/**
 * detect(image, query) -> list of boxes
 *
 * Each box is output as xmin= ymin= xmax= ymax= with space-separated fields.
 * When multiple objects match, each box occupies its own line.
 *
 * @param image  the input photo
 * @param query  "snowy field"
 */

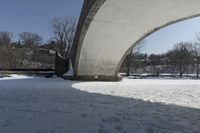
xmin=0 ymin=75 xmax=200 ymax=133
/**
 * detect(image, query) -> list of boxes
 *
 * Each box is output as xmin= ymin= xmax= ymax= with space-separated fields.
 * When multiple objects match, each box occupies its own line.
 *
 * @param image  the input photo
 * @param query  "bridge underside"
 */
xmin=72 ymin=0 xmax=200 ymax=81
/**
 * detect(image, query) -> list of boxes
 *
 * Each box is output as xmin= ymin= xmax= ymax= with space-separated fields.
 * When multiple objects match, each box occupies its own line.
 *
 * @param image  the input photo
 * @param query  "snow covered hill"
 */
xmin=0 ymin=75 xmax=200 ymax=133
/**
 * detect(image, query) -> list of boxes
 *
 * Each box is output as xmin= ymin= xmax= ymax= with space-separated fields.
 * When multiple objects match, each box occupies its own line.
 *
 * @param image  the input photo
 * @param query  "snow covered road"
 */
xmin=0 ymin=75 xmax=200 ymax=133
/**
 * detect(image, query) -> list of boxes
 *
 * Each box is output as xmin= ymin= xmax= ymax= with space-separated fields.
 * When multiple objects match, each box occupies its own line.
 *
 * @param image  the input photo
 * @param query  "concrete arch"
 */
xmin=72 ymin=0 xmax=200 ymax=81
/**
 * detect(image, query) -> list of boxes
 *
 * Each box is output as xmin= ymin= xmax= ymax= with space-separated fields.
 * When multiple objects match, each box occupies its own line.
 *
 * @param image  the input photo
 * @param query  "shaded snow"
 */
xmin=0 ymin=75 xmax=200 ymax=133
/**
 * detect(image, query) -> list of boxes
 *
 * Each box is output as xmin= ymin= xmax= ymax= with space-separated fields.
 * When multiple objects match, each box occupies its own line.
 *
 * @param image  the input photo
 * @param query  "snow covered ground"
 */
xmin=0 ymin=75 xmax=200 ymax=133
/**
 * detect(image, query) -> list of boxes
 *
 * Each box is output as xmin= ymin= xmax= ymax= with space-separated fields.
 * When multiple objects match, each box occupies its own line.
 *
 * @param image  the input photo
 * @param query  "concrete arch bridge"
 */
xmin=70 ymin=0 xmax=200 ymax=81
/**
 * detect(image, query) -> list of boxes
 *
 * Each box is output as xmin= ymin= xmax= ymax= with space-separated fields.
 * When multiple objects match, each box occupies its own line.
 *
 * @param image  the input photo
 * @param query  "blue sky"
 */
xmin=0 ymin=0 xmax=200 ymax=54
xmin=0 ymin=0 xmax=83 ymax=42
xmin=143 ymin=17 xmax=200 ymax=54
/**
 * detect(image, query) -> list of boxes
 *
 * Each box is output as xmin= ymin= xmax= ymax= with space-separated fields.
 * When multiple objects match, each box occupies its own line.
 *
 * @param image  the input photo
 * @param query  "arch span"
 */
xmin=72 ymin=0 xmax=200 ymax=81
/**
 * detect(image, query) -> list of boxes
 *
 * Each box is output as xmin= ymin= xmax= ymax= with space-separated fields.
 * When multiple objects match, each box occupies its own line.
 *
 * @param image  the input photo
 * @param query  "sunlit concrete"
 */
xmin=73 ymin=0 xmax=200 ymax=80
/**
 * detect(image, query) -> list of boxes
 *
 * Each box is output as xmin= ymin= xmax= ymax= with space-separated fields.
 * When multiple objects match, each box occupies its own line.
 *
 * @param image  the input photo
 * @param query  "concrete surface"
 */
xmin=73 ymin=0 xmax=200 ymax=80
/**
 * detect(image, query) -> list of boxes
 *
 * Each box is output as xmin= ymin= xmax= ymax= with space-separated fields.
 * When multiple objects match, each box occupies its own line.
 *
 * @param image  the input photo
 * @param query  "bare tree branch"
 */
xmin=50 ymin=17 xmax=77 ymax=57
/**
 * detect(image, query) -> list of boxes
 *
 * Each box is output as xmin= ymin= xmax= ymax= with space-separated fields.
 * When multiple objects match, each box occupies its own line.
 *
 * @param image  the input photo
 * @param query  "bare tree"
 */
xmin=50 ymin=17 xmax=76 ymax=57
xmin=19 ymin=32 xmax=42 ymax=67
xmin=167 ymin=42 xmax=192 ymax=78
xmin=0 ymin=31 xmax=13 ymax=48
xmin=149 ymin=54 xmax=163 ymax=76
xmin=19 ymin=32 xmax=42 ymax=48
xmin=192 ymin=42 xmax=200 ymax=78
xmin=192 ymin=33 xmax=200 ymax=78
xmin=0 ymin=31 xmax=15 ymax=68
xmin=126 ymin=40 xmax=145 ymax=76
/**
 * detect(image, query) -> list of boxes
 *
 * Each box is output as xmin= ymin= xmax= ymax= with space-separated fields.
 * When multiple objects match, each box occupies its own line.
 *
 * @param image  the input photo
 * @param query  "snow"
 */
xmin=73 ymin=78 xmax=200 ymax=109
xmin=0 ymin=75 xmax=200 ymax=133
xmin=0 ymin=74 xmax=33 ymax=80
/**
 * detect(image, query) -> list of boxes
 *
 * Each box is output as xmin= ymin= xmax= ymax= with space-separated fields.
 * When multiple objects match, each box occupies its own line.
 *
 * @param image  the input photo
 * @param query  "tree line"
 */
xmin=0 ymin=17 xmax=76 ymax=69
xmin=122 ymin=40 xmax=200 ymax=78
